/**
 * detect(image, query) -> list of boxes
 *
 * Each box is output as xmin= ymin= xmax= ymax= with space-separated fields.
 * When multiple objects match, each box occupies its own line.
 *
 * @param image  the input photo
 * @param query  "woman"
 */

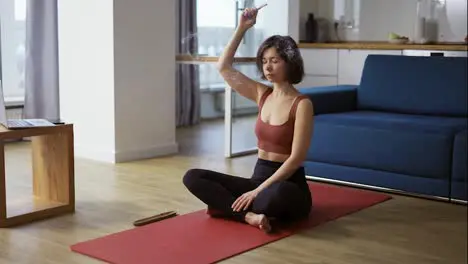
xmin=183 ymin=7 xmax=314 ymax=233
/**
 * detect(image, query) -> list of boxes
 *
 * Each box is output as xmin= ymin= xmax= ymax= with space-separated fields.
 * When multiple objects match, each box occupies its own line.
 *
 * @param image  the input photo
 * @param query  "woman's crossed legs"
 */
xmin=182 ymin=168 xmax=311 ymax=232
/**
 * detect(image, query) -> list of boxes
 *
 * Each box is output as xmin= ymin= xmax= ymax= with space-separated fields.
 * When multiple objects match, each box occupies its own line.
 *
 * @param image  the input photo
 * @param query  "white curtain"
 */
xmin=23 ymin=0 xmax=59 ymax=120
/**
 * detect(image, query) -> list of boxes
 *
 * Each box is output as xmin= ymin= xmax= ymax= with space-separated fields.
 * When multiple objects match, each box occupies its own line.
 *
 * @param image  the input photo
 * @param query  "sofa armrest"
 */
xmin=299 ymin=85 xmax=358 ymax=115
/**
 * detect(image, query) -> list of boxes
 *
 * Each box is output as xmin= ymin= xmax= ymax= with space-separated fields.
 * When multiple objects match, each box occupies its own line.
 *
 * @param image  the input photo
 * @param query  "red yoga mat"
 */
xmin=71 ymin=182 xmax=391 ymax=264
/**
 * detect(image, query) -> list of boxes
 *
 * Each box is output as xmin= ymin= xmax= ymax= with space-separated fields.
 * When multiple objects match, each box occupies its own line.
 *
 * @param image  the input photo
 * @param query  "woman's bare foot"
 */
xmin=245 ymin=212 xmax=271 ymax=233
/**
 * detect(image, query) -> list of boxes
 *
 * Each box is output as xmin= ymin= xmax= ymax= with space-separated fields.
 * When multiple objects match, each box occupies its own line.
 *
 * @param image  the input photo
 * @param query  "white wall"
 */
xmin=261 ymin=0 xmax=292 ymax=38
xmin=113 ymin=0 xmax=177 ymax=162
xmin=442 ymin=0 xmax=468 ymax=42
xmin=58 ymin=0 xmax=116 ymax=162
xmin=288 ymin=0 xmax=300 ymax=42
xmin=359 ymin=0 xmax=418 ymax=41
xmin=362 ymin=0 xmax=467 ymax=42
xmin=58 ymin=0 xmax=177 ymax=163
xmin=298 ymin=0 xmax=468 ymax=42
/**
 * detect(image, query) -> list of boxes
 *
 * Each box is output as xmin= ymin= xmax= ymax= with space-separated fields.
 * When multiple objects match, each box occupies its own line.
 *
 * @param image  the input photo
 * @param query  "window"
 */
xmin=196 ymin=0 xmax=265 ymax=57
xmin=0 ymin=0 xmax=26 ymax=101
xmin=197 ymin=0 xmax=236 ymax=29
xmin=195 ymin=0 xmax=266 ymax=89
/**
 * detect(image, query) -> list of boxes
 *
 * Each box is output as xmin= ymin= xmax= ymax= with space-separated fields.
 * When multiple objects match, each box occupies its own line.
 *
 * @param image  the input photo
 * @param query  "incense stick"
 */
xmin=256 ymin=3 xmax=268 ymax=10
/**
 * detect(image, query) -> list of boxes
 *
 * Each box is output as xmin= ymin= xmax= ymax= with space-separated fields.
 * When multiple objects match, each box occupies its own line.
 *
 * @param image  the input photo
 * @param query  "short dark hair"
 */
xmin=256 ymin=35 xmax=305 ymax=84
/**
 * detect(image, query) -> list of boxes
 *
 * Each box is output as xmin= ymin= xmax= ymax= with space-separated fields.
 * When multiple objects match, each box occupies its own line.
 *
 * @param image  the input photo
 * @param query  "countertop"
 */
xmin=175 ymin=41 xmax=467 ymax=62
xmin=298 ymin=41 xmax=468 ymax=51
xmin=175 ymin=54 xmax=256 ymax=62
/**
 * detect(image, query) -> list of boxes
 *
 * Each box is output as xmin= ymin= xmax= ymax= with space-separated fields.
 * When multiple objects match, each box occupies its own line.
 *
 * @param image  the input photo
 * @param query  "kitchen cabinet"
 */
xmin=296 ymin=75 xmax=337 ymax=89
xmin=402 ymin=50 xmax=468 ymax=57
xmin=300 ymin=48 xmax=338 ymax=75
xmin=337 ymin=49 xmax=402 ymax=85
xmin=297 ymin=46 xmax=465 ymax=89
xmin=298 ymin=48 xmax=338 ymax=88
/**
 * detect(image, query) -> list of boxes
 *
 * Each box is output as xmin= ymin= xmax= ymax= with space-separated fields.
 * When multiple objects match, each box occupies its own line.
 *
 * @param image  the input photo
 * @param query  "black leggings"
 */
xmin=182 ymin=158 xmax=312 ymax=223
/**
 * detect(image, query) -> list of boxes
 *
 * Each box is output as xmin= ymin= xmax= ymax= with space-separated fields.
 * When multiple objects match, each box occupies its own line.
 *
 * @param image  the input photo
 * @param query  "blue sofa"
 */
xmin=299 ymin=54 xmax=467 ymax=202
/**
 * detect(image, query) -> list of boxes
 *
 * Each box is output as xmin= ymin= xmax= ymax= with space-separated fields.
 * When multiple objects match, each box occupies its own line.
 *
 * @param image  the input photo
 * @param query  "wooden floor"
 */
xmin=0 ymin=119 xmax=466 ymax=264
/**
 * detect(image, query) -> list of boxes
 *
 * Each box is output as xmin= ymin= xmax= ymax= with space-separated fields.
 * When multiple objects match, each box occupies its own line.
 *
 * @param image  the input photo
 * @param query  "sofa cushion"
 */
xmin=307 ymin=111 xmax=467 ymax=180
xmin=299 ymin=85 xmax=357 ymax=115
xmin=358 ymin=55 xmax=468 ymax=117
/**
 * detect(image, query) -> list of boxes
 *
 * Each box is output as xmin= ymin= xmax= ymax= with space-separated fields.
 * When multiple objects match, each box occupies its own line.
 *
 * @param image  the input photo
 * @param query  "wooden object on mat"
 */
xmin=0 ymin=124 xmax=75 ymax=227
xmin=133 ymin=211 xmax=178 ymax=226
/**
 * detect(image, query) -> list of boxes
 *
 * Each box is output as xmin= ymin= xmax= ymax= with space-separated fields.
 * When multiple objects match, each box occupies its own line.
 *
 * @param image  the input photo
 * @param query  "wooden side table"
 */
xmin=0 ymin=124 xmax=74 ymax=227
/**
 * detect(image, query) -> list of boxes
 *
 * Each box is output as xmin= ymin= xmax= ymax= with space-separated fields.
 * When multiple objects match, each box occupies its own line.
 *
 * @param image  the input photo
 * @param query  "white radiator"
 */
xmin=200 ymin=89 xmax=258 ymax=119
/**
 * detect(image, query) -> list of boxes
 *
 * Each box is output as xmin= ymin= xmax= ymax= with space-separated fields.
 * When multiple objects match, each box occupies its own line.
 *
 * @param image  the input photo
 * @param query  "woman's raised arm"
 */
xmin=216 ymin=8 xmax=268 ymax=103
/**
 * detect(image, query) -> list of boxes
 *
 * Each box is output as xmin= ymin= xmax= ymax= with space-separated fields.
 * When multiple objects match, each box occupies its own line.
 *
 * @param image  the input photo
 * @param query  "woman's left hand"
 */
xmin=232 ymin=189 xmax=260 ymax=212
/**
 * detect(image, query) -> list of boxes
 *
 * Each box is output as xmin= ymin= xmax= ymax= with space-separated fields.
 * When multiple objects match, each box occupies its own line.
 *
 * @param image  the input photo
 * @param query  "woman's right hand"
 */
xmin=238 ymin=7 xmax=258 ymax=31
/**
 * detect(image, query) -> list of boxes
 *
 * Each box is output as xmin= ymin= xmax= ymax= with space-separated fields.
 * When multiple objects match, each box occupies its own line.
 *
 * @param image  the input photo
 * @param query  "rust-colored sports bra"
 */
xmin=255 ymin=89 xmax=308 ymax=155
